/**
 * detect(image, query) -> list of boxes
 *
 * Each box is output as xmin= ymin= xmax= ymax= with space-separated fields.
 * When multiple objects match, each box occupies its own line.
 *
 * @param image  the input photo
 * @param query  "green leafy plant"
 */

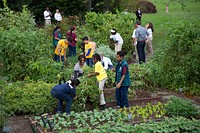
xmin=165 ymin=96 xmax=200 ymax=119
xmin=4 ymin=81 xmax=56 ymax=115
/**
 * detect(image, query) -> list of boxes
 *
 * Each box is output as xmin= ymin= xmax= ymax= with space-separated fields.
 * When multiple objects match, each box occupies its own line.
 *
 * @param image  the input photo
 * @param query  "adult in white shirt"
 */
xmin=110 ymin=29 xmax=123 ymax=54
xmin=145 ymin=22 xmax=154 ymax=56
xmin=43 ymin=7 xmax=52 ymax=27
xmin=54 ymin=9 xmax=62 ymax=23
xmin=99 ymin=53 xmax=113 ymax=70
xmin=132 ymin=23 xmax=139 ymax=62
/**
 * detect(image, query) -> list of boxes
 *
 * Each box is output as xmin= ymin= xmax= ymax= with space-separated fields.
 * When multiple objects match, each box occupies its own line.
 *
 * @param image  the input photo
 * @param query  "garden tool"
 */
xmin=41 ymin=113 xmax=48 ymax=133
xmin=31 ymin=120 xmax=38 ymax=133
xmin=47 ymin=117 xmax=54 ymax=133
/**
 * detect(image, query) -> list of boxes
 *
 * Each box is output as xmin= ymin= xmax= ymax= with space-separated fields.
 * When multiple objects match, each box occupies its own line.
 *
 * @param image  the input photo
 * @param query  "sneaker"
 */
xmin=117 ymin=106 xmax=120 ymax=108
xmin=99 ymin=104 xmax=106 ymax=110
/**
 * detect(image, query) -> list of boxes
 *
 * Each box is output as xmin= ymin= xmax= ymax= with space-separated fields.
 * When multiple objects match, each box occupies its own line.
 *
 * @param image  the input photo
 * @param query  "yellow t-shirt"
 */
xmin=95 ymin=61 xmax=107 ymax=82
xmin=54 ymin=39 xmax=68 ymax=56
xmin=85 ymin=42 xmax=93 ymax=58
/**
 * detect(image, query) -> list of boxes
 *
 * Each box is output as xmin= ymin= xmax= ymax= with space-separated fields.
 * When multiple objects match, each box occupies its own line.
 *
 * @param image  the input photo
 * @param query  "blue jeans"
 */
xmin=68 ymin=45 xmax=76 ymax=57
xmin=115 ymin=86 xmax=129 ymax=108
xmin=51 ymin=90 xmax=73 ymax=114
xmin=54 ymin=54 xmax=64 ymax=62
xmin=137 ymin=41 xmax=146 ymax=64
xmin=86 ymin=58 xmax=93 ymax=67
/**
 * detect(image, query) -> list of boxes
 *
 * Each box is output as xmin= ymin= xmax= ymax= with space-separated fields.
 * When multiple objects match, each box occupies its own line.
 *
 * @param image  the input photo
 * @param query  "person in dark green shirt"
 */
xmin=114 ymin=51 xmax=130 ymax=108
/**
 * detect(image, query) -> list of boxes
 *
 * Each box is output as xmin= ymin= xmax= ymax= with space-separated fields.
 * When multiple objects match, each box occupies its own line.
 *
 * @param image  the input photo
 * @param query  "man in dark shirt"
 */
xmin=51 ymin=78 xmax=80 ymax=114
xmin=136 ymin=8 xmax=142 ymax=21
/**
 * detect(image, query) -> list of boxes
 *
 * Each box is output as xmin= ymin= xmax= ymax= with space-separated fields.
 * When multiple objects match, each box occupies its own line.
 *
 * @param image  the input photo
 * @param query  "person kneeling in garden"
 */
xmin=51 ymin=78 xmax=80 ymax=114
xmin=113 ymin=51 xmax=130 ymax=108
xmin=88 ymin=53 xmax=108 ymax=110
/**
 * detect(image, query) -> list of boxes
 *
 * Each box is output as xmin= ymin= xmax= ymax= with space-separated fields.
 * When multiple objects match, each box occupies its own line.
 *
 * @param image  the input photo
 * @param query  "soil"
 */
xmin=3 ymin=88 xmax=200 ymax=133
xmin=1 ymin=116 xmax=32 ymax=133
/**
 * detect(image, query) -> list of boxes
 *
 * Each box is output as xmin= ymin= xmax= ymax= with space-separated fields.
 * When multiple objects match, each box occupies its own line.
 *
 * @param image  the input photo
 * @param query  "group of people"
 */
xmin=43 ymin=7 xmax=62 ymax=27
xmin=132 ymin=21 xmax=154 ymax=64
xmin=51 ymin=50 xmax=130 ymax=114
xmin=50 ymin=7 xmax=154 ymax=114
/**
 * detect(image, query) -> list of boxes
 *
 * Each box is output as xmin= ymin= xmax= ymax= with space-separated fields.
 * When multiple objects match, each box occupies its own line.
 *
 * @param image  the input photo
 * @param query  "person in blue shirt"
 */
xmin=51 ymin=78 xmax=80 ymax=114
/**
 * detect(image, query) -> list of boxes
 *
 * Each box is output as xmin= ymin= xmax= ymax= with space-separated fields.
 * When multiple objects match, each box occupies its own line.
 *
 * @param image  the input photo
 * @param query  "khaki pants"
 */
xmin=114 ymin=43 xmax=123 ymax=54
xmin=45 ymin=19 xmax=51 ymax=27
xmin=99 ymin=78 xmax=107 ymax=105
xmin=146 ymin=40 xmax=153 ymax=56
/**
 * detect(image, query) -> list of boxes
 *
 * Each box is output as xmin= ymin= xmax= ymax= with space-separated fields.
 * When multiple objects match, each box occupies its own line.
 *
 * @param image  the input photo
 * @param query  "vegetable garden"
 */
xmin=1 ymin=0 xmax=200 ymax=132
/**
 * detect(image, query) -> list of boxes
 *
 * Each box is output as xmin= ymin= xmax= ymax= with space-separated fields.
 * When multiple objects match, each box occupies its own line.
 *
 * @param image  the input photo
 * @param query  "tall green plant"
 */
xmin=151 ymin=18 xmax=200 ymax=95
xmin=77 ymin=11 xmax=136 ymax=54
xmin=0 ymin=7 xmax=52 ymax=81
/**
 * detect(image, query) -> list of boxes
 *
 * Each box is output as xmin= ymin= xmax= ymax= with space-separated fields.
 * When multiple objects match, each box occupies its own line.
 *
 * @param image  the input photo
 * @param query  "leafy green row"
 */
xmin=61 ymin=117 xmax=200 ymax=133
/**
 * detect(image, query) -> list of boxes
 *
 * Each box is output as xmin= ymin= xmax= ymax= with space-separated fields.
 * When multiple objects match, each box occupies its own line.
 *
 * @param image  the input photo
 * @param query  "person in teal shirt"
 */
xmin=114 ymin=51 xmax=130 ymax=108
xmin=52 ymin=26 xmax=62 ymax=49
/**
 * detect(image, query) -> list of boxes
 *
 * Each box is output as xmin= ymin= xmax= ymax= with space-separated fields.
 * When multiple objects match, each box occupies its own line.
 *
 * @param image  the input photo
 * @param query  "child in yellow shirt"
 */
xmin=54 ymin=39 xmax=68 ymax=62
xmin=88 ymin=53 xmax=108 ymax=110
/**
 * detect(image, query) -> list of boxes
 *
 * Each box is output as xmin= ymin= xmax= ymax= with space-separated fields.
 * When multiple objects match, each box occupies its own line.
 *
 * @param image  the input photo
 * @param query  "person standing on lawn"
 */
xmin=82 ymin=36 xmax=94 ymax=67
xmin=136 ymin=8 xmax=142 ymax=21
xmin=51 ymin=78 xmax=80 ymax=114
xmin=88 ymin=53 xmax=108 ymax=110
xmin=113 ymin=51 xmax=130 ymax=108
xmin=145 ymin=22 xmax=154 ymax=56
xmin=135 ymin=21 xmax=149 ymax=64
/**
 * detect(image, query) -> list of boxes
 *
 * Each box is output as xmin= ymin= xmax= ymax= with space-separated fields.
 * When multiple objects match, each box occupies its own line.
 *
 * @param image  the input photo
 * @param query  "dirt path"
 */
xmin=4 ymin=116 xmax=32 ymax=133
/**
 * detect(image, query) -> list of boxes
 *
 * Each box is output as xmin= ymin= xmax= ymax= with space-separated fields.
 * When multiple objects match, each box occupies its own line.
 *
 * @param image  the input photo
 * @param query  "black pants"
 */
xmin=137 ymin=41 xmax=146 ymax=64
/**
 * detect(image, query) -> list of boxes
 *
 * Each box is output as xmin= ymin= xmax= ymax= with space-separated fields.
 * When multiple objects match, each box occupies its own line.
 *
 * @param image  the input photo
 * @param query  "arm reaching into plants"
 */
xmin=88 ymin=72 xmax=99 ymax=77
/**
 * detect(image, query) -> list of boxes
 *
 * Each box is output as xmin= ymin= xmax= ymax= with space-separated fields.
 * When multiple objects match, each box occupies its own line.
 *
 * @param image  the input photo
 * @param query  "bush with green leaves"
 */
xmin=165 ymin=97 xmax=200 ymax=119
xmin=4 ymin=81 xmax=56 ymax=115
xmin=150 ymin=18 xmax=200 ymax=95
xmin=71 ymin=67 xmax=100 ymax=111
xmin=0 ymin=78 xmax=7 ymax=128
xmin=27 ymin=57 xmax=73 ymax=83
xmin=0 ymin=7 xmax=54 ymax=81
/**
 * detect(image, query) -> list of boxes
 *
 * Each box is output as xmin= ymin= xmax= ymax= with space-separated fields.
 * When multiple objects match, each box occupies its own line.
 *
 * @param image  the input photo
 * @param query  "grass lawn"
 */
xmin=140 ymin=0 xmax=200 ymax=50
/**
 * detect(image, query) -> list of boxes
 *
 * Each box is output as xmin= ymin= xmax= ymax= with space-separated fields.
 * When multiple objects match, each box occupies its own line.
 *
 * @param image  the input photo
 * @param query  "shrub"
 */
xmin=137 ymin=1 xmax=157 ymax=13
xmin=76 ymin=11 xmax=136 ymax=54
xmin=0 ymin=78 xmax=7 ymax=128
xmin=0 ymin=7 xmax=52 ymax=81
xmin=4 ymin=81 xmax=56 ymax=115
xmin=151 ymin=18 xmax=200 ymax=95
xmin=27 ymin=57 xmax=73 ymax=83
xmin=165 ymin=97 xmax=200 ymax=119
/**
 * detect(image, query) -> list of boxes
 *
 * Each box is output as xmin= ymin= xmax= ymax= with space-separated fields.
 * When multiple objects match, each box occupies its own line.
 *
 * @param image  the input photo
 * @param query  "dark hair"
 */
xmin=93 ymin=53 xmax=101 ymax=61
xmin=112 ymin=28 xmax=117 ymax=33
xmin=52 ymin=26 xmax=60 ymax=35
xmin=71 ymin=78 xmax=80 ymax=86
xmin=78 ymin=54 xmax=86 ymax=62
xmin=148 ymin=22 xmax=154 ymax=32
xmin=136 ymin=21 xmax=141 ymax=25
xmin=82 ymin=36 xmax=89 ymax=41
xmin=117 ymin=51 xmax=125 ymax=57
